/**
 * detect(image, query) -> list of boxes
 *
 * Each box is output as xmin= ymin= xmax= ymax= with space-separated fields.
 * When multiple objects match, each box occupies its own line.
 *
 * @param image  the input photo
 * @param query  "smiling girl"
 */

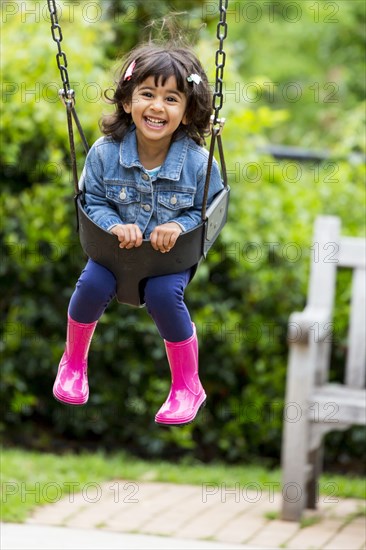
xmin=52 ymin=42 xmax=224 ymax=426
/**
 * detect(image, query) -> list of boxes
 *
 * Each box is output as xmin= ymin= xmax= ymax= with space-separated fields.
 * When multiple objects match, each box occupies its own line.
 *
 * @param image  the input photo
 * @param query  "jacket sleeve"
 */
xmin=169 ymin=157 xmax=224 ymax=232
xmin=81 ymin=144 xmax=124 ymax=232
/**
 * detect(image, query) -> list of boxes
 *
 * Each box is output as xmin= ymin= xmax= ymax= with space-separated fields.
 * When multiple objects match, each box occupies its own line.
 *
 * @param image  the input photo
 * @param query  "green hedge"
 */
xmin=1 ymin=1 xmax=365 ymax=469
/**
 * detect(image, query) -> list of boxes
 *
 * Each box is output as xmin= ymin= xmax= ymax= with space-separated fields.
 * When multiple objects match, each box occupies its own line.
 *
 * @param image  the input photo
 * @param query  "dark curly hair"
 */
xmin=101 ymin=42 xmax=213 ymax=145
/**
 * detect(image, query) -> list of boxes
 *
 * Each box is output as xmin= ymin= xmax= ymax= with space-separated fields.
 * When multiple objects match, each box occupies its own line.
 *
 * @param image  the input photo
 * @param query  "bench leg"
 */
xmin=306 ymin=445 xmax=323 ymax=509
xmin=281 ymin=343 xmax=316 ymax=521
xmin=281 ymin=415 xmax=309 ymax=521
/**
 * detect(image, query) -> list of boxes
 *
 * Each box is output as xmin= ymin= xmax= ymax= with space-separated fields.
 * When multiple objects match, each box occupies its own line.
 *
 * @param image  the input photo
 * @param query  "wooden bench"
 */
xmin=281 ymin=215 xmax=366 ymax=521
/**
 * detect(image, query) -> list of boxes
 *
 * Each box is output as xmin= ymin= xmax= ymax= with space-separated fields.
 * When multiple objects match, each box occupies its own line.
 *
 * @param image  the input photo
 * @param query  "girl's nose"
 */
xmin=151 ymin=97 xmax=164 ymax=111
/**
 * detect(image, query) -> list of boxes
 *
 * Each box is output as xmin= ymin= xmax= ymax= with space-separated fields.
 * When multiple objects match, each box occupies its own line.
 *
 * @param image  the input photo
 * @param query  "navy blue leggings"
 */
xmin=68 ymin=259 xmax=193 ymax=342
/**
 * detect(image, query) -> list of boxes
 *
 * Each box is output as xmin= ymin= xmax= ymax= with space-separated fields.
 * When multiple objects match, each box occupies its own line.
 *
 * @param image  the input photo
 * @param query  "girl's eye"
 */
xmin=166 ymin=96 xmax=177 ymax=103
xmin=142 ymin=92 xmax=153 ymax=98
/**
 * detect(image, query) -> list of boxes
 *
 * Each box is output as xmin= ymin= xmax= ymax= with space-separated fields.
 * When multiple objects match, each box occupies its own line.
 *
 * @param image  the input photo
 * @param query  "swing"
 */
xmin=47 ymin=0 xmax=230 ymax=307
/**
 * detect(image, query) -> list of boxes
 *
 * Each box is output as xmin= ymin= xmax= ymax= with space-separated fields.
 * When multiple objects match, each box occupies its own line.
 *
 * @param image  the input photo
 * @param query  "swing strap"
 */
xmin=47 ymin=0 xmax=229 ymax=221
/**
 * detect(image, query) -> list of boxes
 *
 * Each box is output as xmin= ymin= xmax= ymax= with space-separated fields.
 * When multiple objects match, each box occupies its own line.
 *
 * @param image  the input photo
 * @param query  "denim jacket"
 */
xmin=80 ymin=127 xmax=224 ymax=239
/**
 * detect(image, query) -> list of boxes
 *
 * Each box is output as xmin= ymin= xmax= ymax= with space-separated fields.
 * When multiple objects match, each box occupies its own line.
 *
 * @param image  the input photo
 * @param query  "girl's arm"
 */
xmin=81 ymin=145 xmax=124 ymax=232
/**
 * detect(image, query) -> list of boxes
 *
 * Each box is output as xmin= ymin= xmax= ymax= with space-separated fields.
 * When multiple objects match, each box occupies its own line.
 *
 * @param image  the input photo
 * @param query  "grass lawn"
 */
xmin=1 ymin=447 xmax=365 ymax=523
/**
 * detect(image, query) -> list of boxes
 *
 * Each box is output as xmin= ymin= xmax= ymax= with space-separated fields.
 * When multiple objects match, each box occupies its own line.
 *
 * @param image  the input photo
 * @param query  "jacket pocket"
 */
xmin=158 ymin=191 xmax=194 ymax=210
xmin=157 ymin=190 xmax=195 ymax=224
xmin=105 ymin=183 xmax=140 ymax=223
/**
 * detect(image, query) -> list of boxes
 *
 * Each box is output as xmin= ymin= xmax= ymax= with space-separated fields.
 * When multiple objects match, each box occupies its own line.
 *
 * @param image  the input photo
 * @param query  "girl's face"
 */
xmin=123 ymin=75 xmax=188 ymax=147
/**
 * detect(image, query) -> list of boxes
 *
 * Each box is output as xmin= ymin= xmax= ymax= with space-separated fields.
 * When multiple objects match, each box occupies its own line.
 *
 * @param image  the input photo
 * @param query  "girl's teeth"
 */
xmin=146 ymin=117 xmax=165 ymax=125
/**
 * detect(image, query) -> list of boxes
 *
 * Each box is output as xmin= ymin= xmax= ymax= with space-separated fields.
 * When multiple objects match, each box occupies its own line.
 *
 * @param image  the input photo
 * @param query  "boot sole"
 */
xmin=53 ymin=389 xmax=88 ymax=406
xmin=155 ymin=398 xmax=206 ymax=427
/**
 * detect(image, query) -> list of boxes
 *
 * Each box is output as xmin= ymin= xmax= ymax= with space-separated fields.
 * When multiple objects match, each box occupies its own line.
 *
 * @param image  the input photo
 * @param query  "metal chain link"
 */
xmin=46 ymin=0 xmax=90 ymax=204
xmin=202 ymin=0 xmax=229 ymax=220
xmin=212 ymin=0 xmax=228 ymax=126
xmin=47 ymin=0 xmax=74 ymax=106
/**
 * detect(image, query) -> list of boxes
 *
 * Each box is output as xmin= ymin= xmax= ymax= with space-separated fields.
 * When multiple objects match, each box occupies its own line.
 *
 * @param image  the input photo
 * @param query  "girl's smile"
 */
xmin=144 ymin=116 xmax=167 ymax=129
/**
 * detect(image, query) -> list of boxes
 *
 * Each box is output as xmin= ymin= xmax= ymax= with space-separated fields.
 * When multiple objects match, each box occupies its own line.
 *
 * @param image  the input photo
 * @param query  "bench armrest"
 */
xmin=287 ymin=307 xmax=332 ymax=344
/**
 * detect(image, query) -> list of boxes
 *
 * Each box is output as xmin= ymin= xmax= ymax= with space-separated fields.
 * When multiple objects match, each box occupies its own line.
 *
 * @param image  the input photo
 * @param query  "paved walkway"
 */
xmin=4 ymin=480 xmax=366 ymax=549
xmin=1 ymin=523 xmax=250 ymax=550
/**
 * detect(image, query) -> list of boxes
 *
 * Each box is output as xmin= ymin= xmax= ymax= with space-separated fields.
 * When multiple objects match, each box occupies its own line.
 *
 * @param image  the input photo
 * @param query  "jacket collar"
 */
xmin=119 ymin=126 xmax=189 ymax=181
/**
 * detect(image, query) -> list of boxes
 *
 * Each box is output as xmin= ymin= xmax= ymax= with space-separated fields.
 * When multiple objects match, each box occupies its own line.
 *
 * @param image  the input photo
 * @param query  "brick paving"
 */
xmin=27 ymin=480 xmax=365 ymax=550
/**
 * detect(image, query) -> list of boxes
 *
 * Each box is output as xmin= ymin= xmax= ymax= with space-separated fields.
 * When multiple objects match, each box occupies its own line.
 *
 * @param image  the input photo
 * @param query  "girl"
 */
xmin=53 ymin=42 xmax=224 ymax=426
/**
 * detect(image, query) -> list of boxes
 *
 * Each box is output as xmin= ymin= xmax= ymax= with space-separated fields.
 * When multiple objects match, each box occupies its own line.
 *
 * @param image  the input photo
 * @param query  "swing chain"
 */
xmin=47 ymin=0 xmax=74 ymax=106
xmin=212 ymin=0 xmax=228 ymax=127
xmin=201 ymin=0 xmax=229 ymax=221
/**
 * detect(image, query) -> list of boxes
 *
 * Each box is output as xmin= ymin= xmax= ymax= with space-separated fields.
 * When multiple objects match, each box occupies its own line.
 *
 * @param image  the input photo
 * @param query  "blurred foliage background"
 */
xmin=1 ymin=0 xmax=365 ymax=472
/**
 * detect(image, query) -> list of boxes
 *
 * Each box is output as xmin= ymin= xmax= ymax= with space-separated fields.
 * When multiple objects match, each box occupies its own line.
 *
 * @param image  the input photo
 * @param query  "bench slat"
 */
xmin=309 ymin=384 xmax=366 ymax=425
xmin=345 ymin=268 xmax=366 ymax=388
xmin=339 ymin=237 xmax=366 ymax=268
xmin=307 ymin=216 xmax=339 ymax=310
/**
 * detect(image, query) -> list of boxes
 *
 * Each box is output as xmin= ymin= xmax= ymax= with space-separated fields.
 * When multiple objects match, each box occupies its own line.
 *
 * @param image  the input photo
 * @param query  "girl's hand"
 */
xmin=150 ymin=222 xmax=183 ymax=253
xmin=110 ymin=224 xmax=143 ymax=249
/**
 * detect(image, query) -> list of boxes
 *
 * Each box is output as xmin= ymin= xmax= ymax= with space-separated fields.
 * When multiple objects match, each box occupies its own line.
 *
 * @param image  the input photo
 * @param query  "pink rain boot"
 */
xmin=155 ymin=324 xmax=206 ymax=426
xmin=53 ymin=315 xmax=97 ymax=405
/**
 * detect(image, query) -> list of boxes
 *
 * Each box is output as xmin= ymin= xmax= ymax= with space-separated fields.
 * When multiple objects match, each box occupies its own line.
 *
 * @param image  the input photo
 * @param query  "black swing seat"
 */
xmin=77 ymin=185 xmax=230 ymax=307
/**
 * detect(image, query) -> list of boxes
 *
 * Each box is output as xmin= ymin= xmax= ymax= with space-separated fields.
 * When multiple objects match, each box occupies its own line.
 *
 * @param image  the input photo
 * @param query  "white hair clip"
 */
xmin=124 ymin=60 xmax=136 ymax=81
xmin=187 ymin=73 xmax=202 ymax=85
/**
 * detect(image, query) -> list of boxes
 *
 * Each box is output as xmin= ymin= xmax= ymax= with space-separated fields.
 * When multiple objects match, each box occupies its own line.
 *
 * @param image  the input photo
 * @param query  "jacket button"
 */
xmin=143 ymin=204 xmax=151 ymax=212
xmin=170 ymin=195 xmax=177 ymax=205
xmin=119 ymin=189 xmax=127 ymax=200
xmin=141 ymin=173 xmax=149 ymax=181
